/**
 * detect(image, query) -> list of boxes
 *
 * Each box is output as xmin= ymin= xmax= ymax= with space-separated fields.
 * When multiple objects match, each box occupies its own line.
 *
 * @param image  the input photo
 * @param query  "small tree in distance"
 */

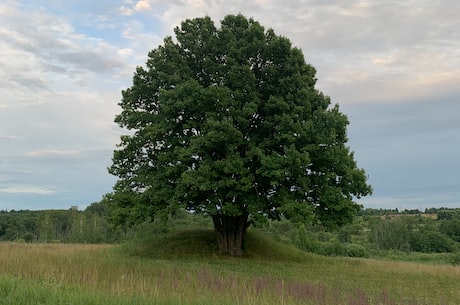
xmin=109 ymin=14 xmax=372 ymax=256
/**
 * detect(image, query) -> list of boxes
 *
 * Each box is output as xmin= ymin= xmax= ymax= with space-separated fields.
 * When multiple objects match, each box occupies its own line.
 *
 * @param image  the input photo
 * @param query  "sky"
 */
xmin=1 ymin=0 xmax=459 ymax=211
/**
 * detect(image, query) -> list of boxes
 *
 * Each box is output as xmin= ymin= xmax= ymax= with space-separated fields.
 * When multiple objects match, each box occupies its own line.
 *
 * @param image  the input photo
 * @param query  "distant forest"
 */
xmin=1 ymin=203 xmax=459 ymax=260
xmin=0 ymin=202 xmax=122 ymax=243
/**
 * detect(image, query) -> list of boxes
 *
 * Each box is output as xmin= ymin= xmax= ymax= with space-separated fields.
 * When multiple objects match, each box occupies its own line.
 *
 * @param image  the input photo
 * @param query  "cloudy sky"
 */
xmin=1 ymin=0 xmax=459 ymax=211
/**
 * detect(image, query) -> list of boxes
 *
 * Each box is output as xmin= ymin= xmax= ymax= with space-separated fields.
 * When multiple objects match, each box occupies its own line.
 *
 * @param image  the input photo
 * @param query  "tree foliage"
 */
xmin=0 ymin=204 xmax=122 ymax=243
xmin=109 ymin=14 xmax=372 ymax=255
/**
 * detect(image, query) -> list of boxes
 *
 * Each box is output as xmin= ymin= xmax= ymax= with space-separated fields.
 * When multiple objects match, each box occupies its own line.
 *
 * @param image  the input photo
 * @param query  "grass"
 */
xmin=0 ymin=230 xmax=459 ymax=304
xmin=378 ymin=250 xmax=460 ymax=265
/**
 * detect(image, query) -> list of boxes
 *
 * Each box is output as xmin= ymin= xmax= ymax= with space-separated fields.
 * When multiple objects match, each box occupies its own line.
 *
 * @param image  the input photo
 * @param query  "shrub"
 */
xmin=449 ymin=252 xmax=460 ymax=265
xmin=345 ymin=243 xmax=369 ymax=258
xmin=439 ymin=219 xmax=460 ymax=242
xmin=292 ymin=225 xmax=321 ymax=252
xmin=23 ymin=232 xmax=34 ymax=243
xmin=410 ymin=230 xmax=454 ymax=253
xmin=317 ymin=242 xmax=347 ymax=257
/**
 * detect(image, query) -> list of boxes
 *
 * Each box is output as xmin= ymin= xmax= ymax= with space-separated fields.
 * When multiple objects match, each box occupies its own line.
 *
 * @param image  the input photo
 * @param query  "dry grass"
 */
xmin=0 ymin=234 xmax=459 ymax=305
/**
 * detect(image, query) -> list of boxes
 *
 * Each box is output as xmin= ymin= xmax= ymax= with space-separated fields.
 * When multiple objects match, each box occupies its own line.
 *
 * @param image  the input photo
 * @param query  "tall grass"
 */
xmin=0 ymin=230 xmax=459 ymax=304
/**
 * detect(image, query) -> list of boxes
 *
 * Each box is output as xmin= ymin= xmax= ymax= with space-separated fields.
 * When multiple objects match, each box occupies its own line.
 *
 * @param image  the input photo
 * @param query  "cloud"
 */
xmin=134 ymin=1 xmax=151 ymax=11
xmin=118 ymin=48 xmax=134 ymax=56
xmin=136 ymin=0 xmax=458 ymax=105
xmin=26 ymin=149 xmax=81 ymax=158
xmin=1 ymin=0 xmax=459 ymax=211
xmin=24 ymin=148 xmax=115 ymax=162
xmin=119 ymin=0 xmax=151 ymax=16
xmin=0 ymin=185 xmax=56 ymax=195
xmin=0 ymin=2 xmax=131 ymax=103
xmin=120 ymin=6 xmax=134 ymax=16
xmin=0 ymin=135 xmax=26 ymax=141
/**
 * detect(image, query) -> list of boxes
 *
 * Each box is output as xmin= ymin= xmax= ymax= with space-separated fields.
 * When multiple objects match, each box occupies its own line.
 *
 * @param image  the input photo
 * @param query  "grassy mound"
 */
xmin=120 ymin=228 xmax=308 ymax=261
xmin=121 ymin=229 xmax=217 ymax=259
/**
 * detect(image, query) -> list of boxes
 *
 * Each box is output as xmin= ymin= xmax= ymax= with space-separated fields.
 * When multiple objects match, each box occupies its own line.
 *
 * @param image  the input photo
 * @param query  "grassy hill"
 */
xmin=0 ymin=229 xmax=459 ymax=304
xmin=119 ymin=228 xmax=308 ymax=261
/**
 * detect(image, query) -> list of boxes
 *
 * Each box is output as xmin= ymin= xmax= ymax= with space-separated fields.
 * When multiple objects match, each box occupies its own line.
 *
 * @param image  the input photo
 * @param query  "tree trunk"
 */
xmin=212 ymin=214 xmax=249 ymax=256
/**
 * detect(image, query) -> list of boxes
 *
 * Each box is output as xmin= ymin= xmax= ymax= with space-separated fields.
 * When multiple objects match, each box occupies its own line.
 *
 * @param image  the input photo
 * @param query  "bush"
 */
xmin=449 ymin=252 xmax=460 ymax=265
xmin=410 ymin=230 xmax=454 ymax=253
xmin=23 ymin=232 xmax=34 ymax=243
xmin=292 ymin=225 xmax=318 ymax=252
xmin=317 ymin=242 xmax=347 ymax=257
xmin=439 ymin=219 xmax=460 ymax=242
xmin=338 ymin=223 xmax=362 ymax=243
xmin=345 ymin=243 xmax=369 ymax=258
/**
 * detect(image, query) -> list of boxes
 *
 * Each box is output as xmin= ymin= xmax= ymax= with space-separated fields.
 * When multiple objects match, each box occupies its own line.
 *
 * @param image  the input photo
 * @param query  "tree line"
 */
xmin=1 ymin=203 xmax=459 ymax=260
xmin=0 ymin=202 xmax=125 ymax=243
xmin=261 ymin=207 xmax=460 ymax=260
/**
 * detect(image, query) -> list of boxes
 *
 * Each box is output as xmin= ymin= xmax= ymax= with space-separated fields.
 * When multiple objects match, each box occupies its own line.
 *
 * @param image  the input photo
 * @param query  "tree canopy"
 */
xmin=109 ymin=14 xmax=372 ymax=255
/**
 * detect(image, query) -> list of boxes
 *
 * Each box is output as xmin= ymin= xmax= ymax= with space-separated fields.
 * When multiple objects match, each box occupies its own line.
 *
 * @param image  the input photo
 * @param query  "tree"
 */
xmin=109 ymin=14 xmax=372 ymax=256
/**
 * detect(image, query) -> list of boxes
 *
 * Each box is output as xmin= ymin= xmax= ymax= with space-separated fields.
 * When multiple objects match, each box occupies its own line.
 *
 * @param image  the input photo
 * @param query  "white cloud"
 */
xmin=0 ymin=2 xmax=130 ymax=101
xmin=1 ymin=0 xmax=459 ymax=211
xmin=141 ymin=0 xmax=459 ymax=105
xmin=0 ymin=135 xmax=26 ymax=140
xmin=120 ymin=6 xmax=134 ymax=16
xmin=371 ymin=56 xmax=394 ymax=66
xmin=0 ymin=185 xmax=56 ymax=195
xmin=26 ymin=149 xmax=81 ymax=158
xmin=120 ymin=0 xmax=152 ymax=16
xmin=118 ymin=48 xmax=134 ymax=56
xmin=134 ymin=1 xmax=151 ymax=11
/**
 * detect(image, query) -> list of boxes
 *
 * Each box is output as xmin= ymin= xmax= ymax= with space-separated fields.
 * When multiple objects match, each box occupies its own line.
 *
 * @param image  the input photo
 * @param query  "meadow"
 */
xmin=0 ymin=229 xmax=459 ymax=305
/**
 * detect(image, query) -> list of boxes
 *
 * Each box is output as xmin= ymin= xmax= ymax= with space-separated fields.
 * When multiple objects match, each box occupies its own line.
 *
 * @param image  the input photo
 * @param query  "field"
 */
xmin=0 ymin=230 xmax=459 ymax=305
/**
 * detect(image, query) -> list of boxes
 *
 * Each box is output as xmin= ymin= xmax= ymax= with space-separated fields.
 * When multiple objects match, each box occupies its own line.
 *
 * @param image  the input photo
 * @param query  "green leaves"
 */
xmin=109 ymin=14 xmax=372 ymax=229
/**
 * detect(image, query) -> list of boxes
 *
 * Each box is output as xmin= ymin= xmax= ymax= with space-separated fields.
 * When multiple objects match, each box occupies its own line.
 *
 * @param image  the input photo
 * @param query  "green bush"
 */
xmin=292 ymin=225 xmax=318 ymax=252
xmin=345 ymin=243 xmax=369 ymax=258
xmin=439 ymin=219 xmax=460 ymax=242
xmin=449 ymin=252 xmax=460 ymax=265
xmin=317 ymin=242 xmax=347 ymax=257
xmin=410 ymin=230 xmax=454 ymax=253
xmin=23 ymin=232 xmax=34 ymax=243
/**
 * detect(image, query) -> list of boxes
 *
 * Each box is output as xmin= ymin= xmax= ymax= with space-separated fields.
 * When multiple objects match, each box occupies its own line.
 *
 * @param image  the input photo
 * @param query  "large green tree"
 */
xmin=109 ymin=14 xmax=372 ymax=256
